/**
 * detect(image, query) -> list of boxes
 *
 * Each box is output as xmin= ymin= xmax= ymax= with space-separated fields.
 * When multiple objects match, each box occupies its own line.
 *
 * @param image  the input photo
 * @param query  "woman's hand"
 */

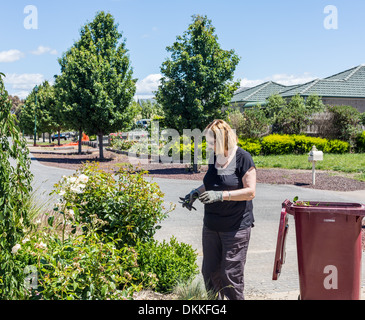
xmin=180 ymin=188 xmax=201 ymax=211
xmin=199 ymin=191 xmax=223 ymax=204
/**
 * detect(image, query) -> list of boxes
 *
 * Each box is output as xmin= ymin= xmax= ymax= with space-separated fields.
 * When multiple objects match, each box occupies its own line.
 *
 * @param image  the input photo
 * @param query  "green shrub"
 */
xmin=324 ymin=139 xmax=350 ymax=154
xmin=261 ymin=134 xmax=295 ymax=155
xmin=356 ymin=131 xmax=365 ymax=152
xmin=109 ymin=133 xmax=137 ymax=151
xmin=135 ymin=237 xmax=199 ymax=293
xmin=0 ymin=73 xmax=33 ymax=299
xmin=326 ymin=105 xmax=362 ymax=145
xmin=259 ymin=134 xmax=350 ymax=155
xmin=237 ymin=138 xmax=261 ymax=156
xmin=169 ymin=136 xmax=207 ymax=163
xmin=52 ymin=162 xmax=175 ymax=247
xmin=360 ymin=113 xmax=365 ymax=126
xmin=240 ymin=106 xmax=270 ymax=139
xmin=291 ymin=135 xmax=328 ymax=154
xmin=15 ymin=221 xmax=157 ymax=300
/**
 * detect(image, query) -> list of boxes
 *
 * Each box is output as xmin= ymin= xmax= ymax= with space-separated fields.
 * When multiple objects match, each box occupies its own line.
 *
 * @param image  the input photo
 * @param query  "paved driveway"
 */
xmin=8 ymin=151 xmax=75 ymax=208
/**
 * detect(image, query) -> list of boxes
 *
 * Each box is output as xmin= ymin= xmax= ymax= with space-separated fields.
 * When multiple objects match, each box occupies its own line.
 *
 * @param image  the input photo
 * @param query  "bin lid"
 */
xmin=282 ymin=199 xmax=365 ymax=216
xmin=272 ymin=207 xmax=289 ymax=280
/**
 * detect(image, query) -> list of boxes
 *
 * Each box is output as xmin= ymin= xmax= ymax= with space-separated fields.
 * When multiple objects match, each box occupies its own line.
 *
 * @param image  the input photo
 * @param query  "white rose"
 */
xmin=22 ymin=237 xmax=30 ymax=244
xmin=35 ymin=242 xmax=47 ymax=249
xmin=67 ymin=177 xmax=77 ymax=184
xmin=67 ymin=209 xmax=75 ymax=218
xmin=71 ymin=186 xmax=83 ymax=194
xmin=77 ymin=174 xmax=89 ymax=183
xmin=11 ymin=244 xmax=21 ymax=254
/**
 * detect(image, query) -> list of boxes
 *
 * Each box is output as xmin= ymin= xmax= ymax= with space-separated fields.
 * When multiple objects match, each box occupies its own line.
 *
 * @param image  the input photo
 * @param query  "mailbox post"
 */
xmin=308 ymin=145 xmax=323 ymax=185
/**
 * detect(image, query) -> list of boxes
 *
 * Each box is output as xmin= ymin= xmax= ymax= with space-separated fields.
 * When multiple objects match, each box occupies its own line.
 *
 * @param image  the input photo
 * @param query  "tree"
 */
xmin=241 ymin=105 xmax=270 ymax=139
xmin=8 ymin=95 xmax=24 ymax=115
xmin=264 ymin=94 xmax=286 ymax=122
xmin=265 ymin=93 xmax=325 ymax=135
xmin=138 ymin=99 xmax=165 ymax=120
xmin=0 ymin=73 xmax=33 ymax=299
xmin=19 ymin=81 xmax=61 ymax=144
xmin=156 ymin=15 xmax=240 ymax=134
xmin=326 ymin=105 xmax=361 ymax=147
xmin=56 ymin=11 xmax=136 ymax=159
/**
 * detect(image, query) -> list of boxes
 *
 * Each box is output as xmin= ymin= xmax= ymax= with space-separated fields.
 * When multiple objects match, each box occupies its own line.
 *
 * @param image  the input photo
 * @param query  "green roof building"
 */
xmin=231 ymin=65 xmax=365 ymax=113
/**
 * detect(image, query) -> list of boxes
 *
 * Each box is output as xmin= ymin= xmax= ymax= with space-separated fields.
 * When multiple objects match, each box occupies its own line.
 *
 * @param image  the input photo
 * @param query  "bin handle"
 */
xmin=282 ymin=199 xmax=293 ymax=213
xmin=272 ymin=207 xmax=289 ymax=280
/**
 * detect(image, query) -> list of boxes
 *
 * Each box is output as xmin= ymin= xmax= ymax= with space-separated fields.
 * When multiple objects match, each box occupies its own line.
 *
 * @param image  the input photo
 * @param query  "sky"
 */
xmin=1 ymin=0 xmax=365 ymax=100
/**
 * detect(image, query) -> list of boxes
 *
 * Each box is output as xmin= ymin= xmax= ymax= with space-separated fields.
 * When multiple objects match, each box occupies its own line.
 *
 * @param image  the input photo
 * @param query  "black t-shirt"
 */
xmin=203 ymin=146 xmax=256 ymax=232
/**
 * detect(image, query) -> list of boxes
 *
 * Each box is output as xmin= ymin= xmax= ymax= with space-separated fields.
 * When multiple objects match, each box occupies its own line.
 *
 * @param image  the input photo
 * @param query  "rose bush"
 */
xmin=14 ymin=218 xmax=157 ymax=300
xmin=52 ymin=162 xmax=175 ymax=247
xmin=8 ymin=160 xmax=199 ymax=299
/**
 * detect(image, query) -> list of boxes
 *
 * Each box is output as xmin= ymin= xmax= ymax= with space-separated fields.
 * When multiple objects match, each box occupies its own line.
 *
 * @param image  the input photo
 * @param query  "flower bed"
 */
xmin=9 ymin=163 xmax=199 ymax=300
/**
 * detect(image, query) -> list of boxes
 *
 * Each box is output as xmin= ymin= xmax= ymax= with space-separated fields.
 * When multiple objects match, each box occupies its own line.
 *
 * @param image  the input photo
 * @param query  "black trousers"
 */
xmin=202 ymin=225 xmax=251 ymax=300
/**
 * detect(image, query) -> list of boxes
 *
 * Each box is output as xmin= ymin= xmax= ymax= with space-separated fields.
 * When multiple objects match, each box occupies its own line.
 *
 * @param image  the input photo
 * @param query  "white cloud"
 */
xmin=141 ymin=26 xmax=159 ymax=39
xmin=135 ymin=74 xmax=161 ymax=98
xmin=3 ymin=73 xmax=45 ymax=99
xmin=31 ymin=45 xmax=58 ymax=56
xmin=240 ymin=72 xmax=317 ymax=88
xmin=0 ymin=49 xmax=25 ymax=63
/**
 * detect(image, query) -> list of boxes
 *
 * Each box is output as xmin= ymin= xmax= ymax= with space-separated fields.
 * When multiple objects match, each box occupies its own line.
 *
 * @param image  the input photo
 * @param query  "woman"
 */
xmin=183 ymin=119 xmax=256 ymax=300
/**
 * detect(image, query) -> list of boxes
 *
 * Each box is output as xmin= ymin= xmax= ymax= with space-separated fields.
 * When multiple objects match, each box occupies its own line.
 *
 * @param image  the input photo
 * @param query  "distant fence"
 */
xmin=304 ymin=112 xmax=364 ymax=136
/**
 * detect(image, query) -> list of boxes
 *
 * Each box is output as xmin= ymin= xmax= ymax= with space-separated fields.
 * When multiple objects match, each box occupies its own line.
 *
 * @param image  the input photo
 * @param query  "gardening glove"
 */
xmin=199 ymin=191 xmax=224 ymax=204
xmin=179 ymin=189 xmax=201 ymax=211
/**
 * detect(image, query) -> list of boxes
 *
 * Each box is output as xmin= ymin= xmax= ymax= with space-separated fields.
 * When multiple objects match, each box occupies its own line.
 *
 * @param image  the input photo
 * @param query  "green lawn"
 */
xmin=27 ymin=139 xmax=74 ymax=146
xmin=252 ymin=153 xmax=365 ymax=182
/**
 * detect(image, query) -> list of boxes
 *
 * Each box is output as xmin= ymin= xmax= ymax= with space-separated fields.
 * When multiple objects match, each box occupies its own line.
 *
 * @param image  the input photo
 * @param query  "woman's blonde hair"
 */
xmin=204 ymin=119 xmax=238 ymax=155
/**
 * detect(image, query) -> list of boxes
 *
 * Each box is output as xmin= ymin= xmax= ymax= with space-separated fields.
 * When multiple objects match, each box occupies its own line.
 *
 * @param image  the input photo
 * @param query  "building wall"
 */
xmin=322 ymin=97 xmax=365 ymax=113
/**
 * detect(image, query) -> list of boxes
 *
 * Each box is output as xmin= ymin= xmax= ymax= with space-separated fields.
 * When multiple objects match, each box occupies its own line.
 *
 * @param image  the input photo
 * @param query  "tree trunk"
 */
xmin=78 ymin=128 xmax=82 ymax=154
xmin=57 ymin=129 xmax=61 ymax=146
xmin=193 ymin=137 xmax=199 ymax=173
xmin=49 ymin=132 xmax=52 ymax=144
xmin=98 ymin=133 xmax=104 ymax=160
xmin=42 ymin=132 xmax=45 ymax=142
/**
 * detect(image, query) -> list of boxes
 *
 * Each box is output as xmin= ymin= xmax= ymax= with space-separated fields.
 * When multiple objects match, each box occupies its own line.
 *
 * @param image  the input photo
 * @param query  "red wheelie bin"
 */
xmin=273 ymin=199 xmax=365 ymax=300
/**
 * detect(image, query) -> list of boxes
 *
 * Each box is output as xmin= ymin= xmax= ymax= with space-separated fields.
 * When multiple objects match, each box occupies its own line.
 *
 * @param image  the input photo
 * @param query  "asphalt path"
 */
xmin=11 ymin=152 xmax=365 ymax=298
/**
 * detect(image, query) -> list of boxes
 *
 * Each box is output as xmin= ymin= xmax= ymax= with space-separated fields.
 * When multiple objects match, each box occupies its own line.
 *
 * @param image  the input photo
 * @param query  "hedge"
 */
xmin=239 ymin=134 xmax=350 ymax=155
xmin=356 ymin=131 xmax=365 ymax=152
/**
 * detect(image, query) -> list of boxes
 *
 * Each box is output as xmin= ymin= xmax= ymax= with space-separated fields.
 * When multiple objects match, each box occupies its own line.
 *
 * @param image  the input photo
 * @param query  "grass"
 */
xmin=26 ymin=140 xmax=74 ymax=146
xmin=173 ymin=278 xmax=217 ymax=300
xmin=252 ymin=153 xmax=365 ymax=182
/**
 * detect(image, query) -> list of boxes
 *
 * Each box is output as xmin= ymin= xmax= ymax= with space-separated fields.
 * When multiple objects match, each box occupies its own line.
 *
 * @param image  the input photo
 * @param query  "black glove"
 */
xmin=179 ymin=189 xmax=201 ymax=211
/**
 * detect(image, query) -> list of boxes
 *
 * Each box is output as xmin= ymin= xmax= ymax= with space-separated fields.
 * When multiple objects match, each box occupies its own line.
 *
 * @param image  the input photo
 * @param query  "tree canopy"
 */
xmin=156 ymin=15 xmax=240 ymax=134
xmin=55 ymin=11 xmax=137 ymax=158
xmin=19 ymin=81 xmax=59 ymax=139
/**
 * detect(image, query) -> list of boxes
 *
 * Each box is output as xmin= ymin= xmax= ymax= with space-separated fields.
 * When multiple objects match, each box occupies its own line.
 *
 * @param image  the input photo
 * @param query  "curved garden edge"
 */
xmin=29 ymin=147 xmax=365 ymax=192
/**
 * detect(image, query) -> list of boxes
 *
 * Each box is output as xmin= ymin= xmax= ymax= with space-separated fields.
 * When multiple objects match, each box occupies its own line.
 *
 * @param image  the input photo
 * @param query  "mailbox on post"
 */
xmin=308 ymin=145 xmax=323 ymax=185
